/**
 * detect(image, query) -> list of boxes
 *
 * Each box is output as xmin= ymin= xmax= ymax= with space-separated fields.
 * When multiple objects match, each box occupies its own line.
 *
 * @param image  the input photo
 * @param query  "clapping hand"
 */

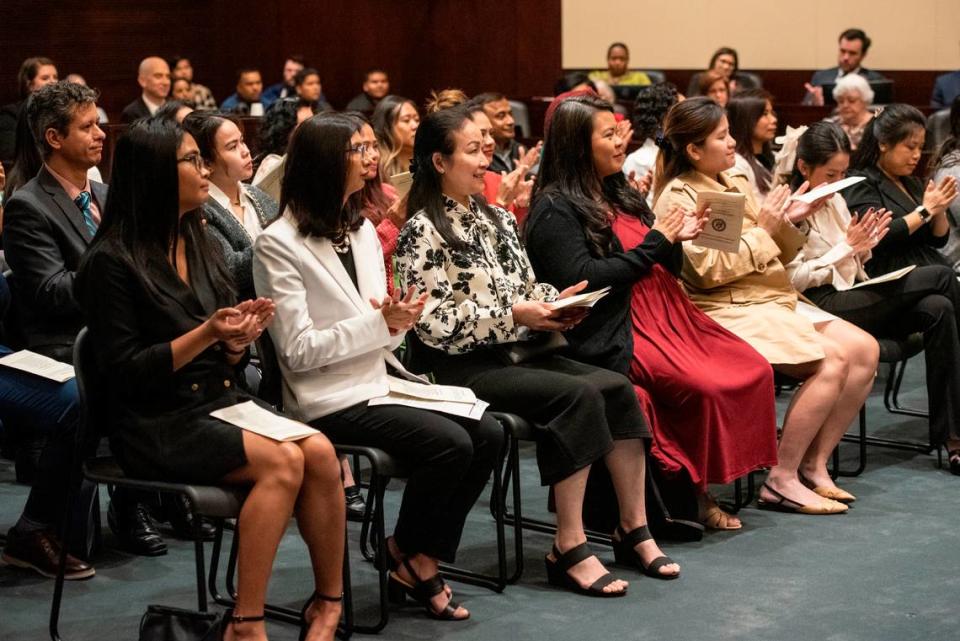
xmin=846 ymin=208 xmax=893 ymax=253
xmin=923 ymin=175 xmax=959 ymax=217
xmin=653 ymin=203 xmax=709 ymax=243
xmin=627 ymin=169 xmax=654 ymax=196
xmin=804 ymin=83 xmax=824 ymax=106
xmin=515 ymin=141 xmax=542 ymax=170
xmin=371 ymin=286 xmax=429 ymax=335
xmin=222 ymin=297 xmax=276 ymax=353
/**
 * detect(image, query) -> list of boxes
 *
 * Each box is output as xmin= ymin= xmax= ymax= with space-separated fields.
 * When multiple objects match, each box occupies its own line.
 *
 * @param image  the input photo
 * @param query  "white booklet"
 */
xmin=849 ymin=265 xmax=916 ymax=290
xmin=390 ymin=171 xmax=413 ymax=198
xmin=547 ymin=286 xmax=612 ymax=310
xmin=791 ymin=176 xmax=866 ymax=204
xmin=0 ymin=350 xmax=75 ymax=383
xmin=367 ymin=376 xmax=489 ymax=419
xmin=210 ymin=401 xmax=320 ymax=442
xmin=694 ymin=191 xmax=746 ymax=253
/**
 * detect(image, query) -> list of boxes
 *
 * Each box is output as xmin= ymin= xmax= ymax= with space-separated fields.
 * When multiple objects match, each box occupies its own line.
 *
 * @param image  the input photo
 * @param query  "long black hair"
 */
xmin=931 ymin=95 xmax=960 ymax=172
xmin=182 ymin=111 xmax=241 ymax=165
xmin=280 ymin=112 xmax=364 ymax=239
xmin=407 ymin=104 xmax=503 ymax=252
xmin=6 ymin=95 xmax=41 ymax=196
xmin=726 ymin=88 xmax=774 ymax=194
xmin=789 ymin=121 xmax=851 ymax=189
xmin=851 ymin=103 xmax=926 ymax=170
xmin=80 ymin=117 xmax=234 ymax=301
xmin=530 ymin=94 xmax=650 ymax=257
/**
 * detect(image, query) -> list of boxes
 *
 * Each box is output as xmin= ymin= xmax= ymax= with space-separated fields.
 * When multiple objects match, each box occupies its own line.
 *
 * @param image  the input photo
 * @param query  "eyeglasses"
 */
xmin=345 ymin=143 xmax=370 ymax=157
xmin=177 ymin=152 xmax=205 ymax=172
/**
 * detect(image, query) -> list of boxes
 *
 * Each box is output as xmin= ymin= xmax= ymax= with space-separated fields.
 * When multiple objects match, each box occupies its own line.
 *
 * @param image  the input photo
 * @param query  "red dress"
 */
xmin=613 ymin=214 xmax=778 ymax=489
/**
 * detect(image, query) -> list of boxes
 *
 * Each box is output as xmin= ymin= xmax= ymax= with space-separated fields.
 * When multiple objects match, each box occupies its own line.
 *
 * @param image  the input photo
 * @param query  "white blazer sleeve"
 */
xmin=253 ymin=230 xmax=393 ymax=373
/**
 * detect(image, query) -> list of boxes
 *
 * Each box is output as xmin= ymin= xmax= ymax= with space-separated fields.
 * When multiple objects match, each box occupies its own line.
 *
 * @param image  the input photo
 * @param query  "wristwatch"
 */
xmin=915 ymin=206 xmax=931 ymax=223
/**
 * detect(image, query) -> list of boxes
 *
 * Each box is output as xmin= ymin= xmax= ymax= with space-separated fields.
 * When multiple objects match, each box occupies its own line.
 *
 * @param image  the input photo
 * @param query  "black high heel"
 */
xmin=387 ymin=557 xmax=468 ymax=621
xmin=612 ymin=525 xmax=679 ymax=580
xmin=220 ymin=609 xmax=265 ymax=639
xmin=299 ymin=591 xmax=344 ymax=641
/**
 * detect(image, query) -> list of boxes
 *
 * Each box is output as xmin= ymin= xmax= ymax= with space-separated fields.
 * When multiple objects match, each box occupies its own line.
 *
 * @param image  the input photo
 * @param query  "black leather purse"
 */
xmin=138 ymin=605 xmax=223 ymax=641
xmin=495 ymin=331 xmax=569 ymax=365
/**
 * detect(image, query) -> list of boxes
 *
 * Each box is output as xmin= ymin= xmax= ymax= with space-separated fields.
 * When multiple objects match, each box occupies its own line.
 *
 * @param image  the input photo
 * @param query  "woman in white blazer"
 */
xmin=252 ymin=113 xmax=502 ymax=622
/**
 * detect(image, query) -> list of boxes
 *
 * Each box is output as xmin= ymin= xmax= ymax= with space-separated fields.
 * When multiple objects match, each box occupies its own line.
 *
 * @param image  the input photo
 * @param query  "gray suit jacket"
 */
xmin=2 ymin=166 xmax=107 ymax=359
xmin=810 ymin=66 xmax=887 ymax=86
xmin=202 ymin=183 xmax=278 ymax=299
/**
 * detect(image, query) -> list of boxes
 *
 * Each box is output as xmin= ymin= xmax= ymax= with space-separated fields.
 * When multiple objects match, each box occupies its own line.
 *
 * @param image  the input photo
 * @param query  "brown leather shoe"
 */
xmin=2 ymin=528 xmax=95 ymax=580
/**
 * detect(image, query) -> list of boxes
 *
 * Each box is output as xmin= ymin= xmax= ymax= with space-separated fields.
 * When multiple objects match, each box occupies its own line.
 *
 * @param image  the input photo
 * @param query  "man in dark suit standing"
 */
xmin=120 ymin=57 xmax=170 ymax=123
xmin=3 ymin=81 xmax=170 ymax=558
xmin=804 ymin=29 xmax=888 ymax=105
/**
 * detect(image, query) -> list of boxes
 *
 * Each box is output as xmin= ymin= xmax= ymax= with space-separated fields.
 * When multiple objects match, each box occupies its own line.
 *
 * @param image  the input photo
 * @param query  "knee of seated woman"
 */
xmin=268 ymin=441 xmax=307 ymax=487
xmin=299 ymin=434 xmax=339 ymax=475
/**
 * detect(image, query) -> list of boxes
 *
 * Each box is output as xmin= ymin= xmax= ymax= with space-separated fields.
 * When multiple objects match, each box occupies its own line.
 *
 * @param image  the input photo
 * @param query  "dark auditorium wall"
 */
xmin=0 ymin=0 xmax=563 ymax=119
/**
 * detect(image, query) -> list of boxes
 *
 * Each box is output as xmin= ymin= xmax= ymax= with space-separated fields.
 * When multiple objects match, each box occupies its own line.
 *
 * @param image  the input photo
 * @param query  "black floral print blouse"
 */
xmin=396 ymin=196 xmax=558 ymax=354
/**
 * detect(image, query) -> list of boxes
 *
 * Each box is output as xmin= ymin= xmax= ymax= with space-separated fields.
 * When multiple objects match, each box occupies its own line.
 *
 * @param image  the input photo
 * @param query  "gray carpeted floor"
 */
xmin=2 ymin=355 xmax=958 ymax=641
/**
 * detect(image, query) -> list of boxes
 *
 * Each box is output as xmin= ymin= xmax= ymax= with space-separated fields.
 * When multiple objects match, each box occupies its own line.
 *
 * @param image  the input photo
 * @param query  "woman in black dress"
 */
xmin=75 ymin=118 xmax=344 ymax=641
xmin=843 ymin=104 xmax=958 ymax=276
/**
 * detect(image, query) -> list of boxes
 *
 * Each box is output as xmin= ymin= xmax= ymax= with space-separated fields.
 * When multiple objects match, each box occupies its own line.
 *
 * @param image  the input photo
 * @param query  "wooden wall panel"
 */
xmin=0 ymin=0 xmax=563 ymax=120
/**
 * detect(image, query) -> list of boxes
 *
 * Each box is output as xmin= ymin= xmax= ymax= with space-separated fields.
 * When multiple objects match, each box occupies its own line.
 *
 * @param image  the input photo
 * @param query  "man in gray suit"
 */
xmin=804 ymin=29 xmax=887 ymax=105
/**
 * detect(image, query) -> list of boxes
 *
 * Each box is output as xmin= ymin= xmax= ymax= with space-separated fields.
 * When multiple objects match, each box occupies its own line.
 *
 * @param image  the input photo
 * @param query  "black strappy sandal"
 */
xmin=220 ymin=610 xmax=265 ymax=639
xmin=612 ymin=525 xmax=680 ymax=580
xmin=299 ymin=591 xmax=344 ymax=641
xmin=388 ymin=557 xmax=469 ymax=621
xmin=544 ymin=542 xmax=627 ymax=597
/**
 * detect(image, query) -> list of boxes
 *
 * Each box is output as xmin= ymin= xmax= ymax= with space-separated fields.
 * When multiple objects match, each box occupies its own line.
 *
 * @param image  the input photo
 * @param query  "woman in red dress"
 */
xmin=526 ymin=94 xmax=779 ymax=529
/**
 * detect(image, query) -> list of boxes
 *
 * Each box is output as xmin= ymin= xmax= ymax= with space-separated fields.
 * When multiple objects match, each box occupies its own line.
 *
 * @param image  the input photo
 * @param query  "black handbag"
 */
xmin=138 ymin=605 xmax=223 ymax=641
xmin=495 ymin=331 xmax=569 ymax=365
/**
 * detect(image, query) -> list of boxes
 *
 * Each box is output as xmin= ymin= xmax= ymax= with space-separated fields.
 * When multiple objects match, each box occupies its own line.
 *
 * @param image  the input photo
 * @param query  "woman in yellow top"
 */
xmin=589 ymin=42 xmax=651 ymax=87
xmin=652 ymin=97 xmax=878 ymax=515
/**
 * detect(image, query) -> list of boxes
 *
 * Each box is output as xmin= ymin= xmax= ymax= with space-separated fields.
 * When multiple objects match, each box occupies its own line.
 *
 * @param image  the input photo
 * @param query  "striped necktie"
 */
xmin=74 ymin=191 xmax=98 ymax=236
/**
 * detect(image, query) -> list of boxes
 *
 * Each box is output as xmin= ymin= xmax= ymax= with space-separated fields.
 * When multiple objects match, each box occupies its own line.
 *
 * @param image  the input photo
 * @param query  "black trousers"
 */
xmin=317 ymin=403 xmax=503 ymax=564
xmin=806 ymin=264 xmax=960 ymax=444
xmin=427 ymin=350 xmax=650 ymax=487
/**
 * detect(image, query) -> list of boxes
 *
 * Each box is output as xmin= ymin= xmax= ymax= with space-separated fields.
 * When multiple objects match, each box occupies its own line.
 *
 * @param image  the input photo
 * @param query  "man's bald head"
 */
xmin=138 ymin=56 xmax=170 ymax=103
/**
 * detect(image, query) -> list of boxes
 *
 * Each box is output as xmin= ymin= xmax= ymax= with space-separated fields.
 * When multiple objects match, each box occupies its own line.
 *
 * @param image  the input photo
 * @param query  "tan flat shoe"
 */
xmin=757 ymin=482 xmax=849 ymax=515
xmin=811 ymin=485 xmax=856 ymax=503
xmin=701 ymin=503 xmax=743 ymax=530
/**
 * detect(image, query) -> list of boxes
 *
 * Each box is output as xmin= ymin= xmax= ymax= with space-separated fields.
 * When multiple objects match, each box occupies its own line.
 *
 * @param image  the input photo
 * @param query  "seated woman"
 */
xmin=372 ymin=95 xmax=420 ymax=185
xmin=930 ymin=96 xmax=960 ymax=271
xmin=844 ymin=104 xmax=959 ymax=276
xmin=826 ymin=74 xmax=875 ymax=150
xmin=654 ymin=97 xmax=877 ymax=512
xmin=623 ymin=83 xmax=680 ymax=205
xmin=293 ymin=67 xmax=333 ymax=117
xmin=154 ymin=99 xmax=195 ymax=124
xmin=687 ymin=47 xmax=756 ymax=97
xmin=397 ymin=105 xmax=680 ymax=596
xmin=424 ymin=89 xmax=534 ymax=223
xmin=785 ymin=121 xmax=960 ymax=476
xmin=253 ymin=112 xmax=502 ymax=621
xmin=698 ymin=70 xmax=730 ymax=108
xmin=727 ymin=89 xmax=778 ymax=205
xmin=526 ymin=94 xmax=777 ymax=530
xmin=75 ymin=118 xmax=343 ymax=641
xmin=183 ymin=113 xmax=278 ymax=301
xmin=588 ymin=42 xmax=651 ymax=87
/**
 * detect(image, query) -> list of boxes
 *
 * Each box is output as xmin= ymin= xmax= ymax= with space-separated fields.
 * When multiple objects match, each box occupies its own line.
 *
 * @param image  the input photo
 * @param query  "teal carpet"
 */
xmin=2 ymin=356 xmax=958 ymax=640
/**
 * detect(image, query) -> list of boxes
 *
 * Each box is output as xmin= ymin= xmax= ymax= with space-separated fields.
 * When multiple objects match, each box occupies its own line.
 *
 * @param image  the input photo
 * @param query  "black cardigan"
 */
xmin=843 ymin=165 xmax=949 ymax=275
xmin=524 ymin=193 xmax=680 ymax=374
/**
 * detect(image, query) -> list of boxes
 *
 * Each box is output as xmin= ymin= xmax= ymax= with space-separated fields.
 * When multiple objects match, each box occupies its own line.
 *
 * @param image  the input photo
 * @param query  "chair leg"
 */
xmin=49 ymin=473 xmax=84 ymax=641
xmin=836 ymin=405 xmax=868 ymax=477
xmin=349 ymin=460 xmax=390 ymax=635
xmin=885 ymin=359 xmax=928 ymax=418
xmin=189 ymin=499 xmax=209 ymax=612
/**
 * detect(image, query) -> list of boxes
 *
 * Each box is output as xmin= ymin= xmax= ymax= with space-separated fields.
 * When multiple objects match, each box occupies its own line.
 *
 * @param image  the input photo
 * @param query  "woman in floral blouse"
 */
xmin=396 ymin=105 xmax=680 ymax=598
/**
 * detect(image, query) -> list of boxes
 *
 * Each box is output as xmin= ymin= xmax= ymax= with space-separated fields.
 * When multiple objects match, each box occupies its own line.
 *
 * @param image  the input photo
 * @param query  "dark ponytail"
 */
xmin=851 ymin=103 xmax=926 ymax=170
xmin=653 ymin=97 xmax=725 ymax=205
xmin=789 ymin=121 xmax=851 ymax=190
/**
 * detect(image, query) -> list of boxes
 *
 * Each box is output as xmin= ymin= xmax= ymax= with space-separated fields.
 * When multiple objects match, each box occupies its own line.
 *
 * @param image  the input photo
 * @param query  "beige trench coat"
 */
xmin=653 ymin=169 xmax=825 ymax=364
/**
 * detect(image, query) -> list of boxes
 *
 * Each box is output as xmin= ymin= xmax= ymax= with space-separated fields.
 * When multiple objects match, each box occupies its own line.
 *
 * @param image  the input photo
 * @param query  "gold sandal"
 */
xmin=701 ymin=502 xmax=742 ymax=530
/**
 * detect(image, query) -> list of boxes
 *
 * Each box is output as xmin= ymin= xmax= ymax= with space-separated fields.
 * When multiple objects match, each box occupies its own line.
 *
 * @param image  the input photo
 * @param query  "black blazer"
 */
xmin=75 ymin=243 xmax=249 ymax=484
xmin=524 ymin=193 xmax=680 ymax=374
xmin=810 ymin=67 xmax=887 ymax=86
xmin=843 ymin=165 xmax=949 ymax=276
xmin=2 ymin=166 xmax=107 ymax=360
xmin=120 ymin=97 xmax=152 ymax=124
